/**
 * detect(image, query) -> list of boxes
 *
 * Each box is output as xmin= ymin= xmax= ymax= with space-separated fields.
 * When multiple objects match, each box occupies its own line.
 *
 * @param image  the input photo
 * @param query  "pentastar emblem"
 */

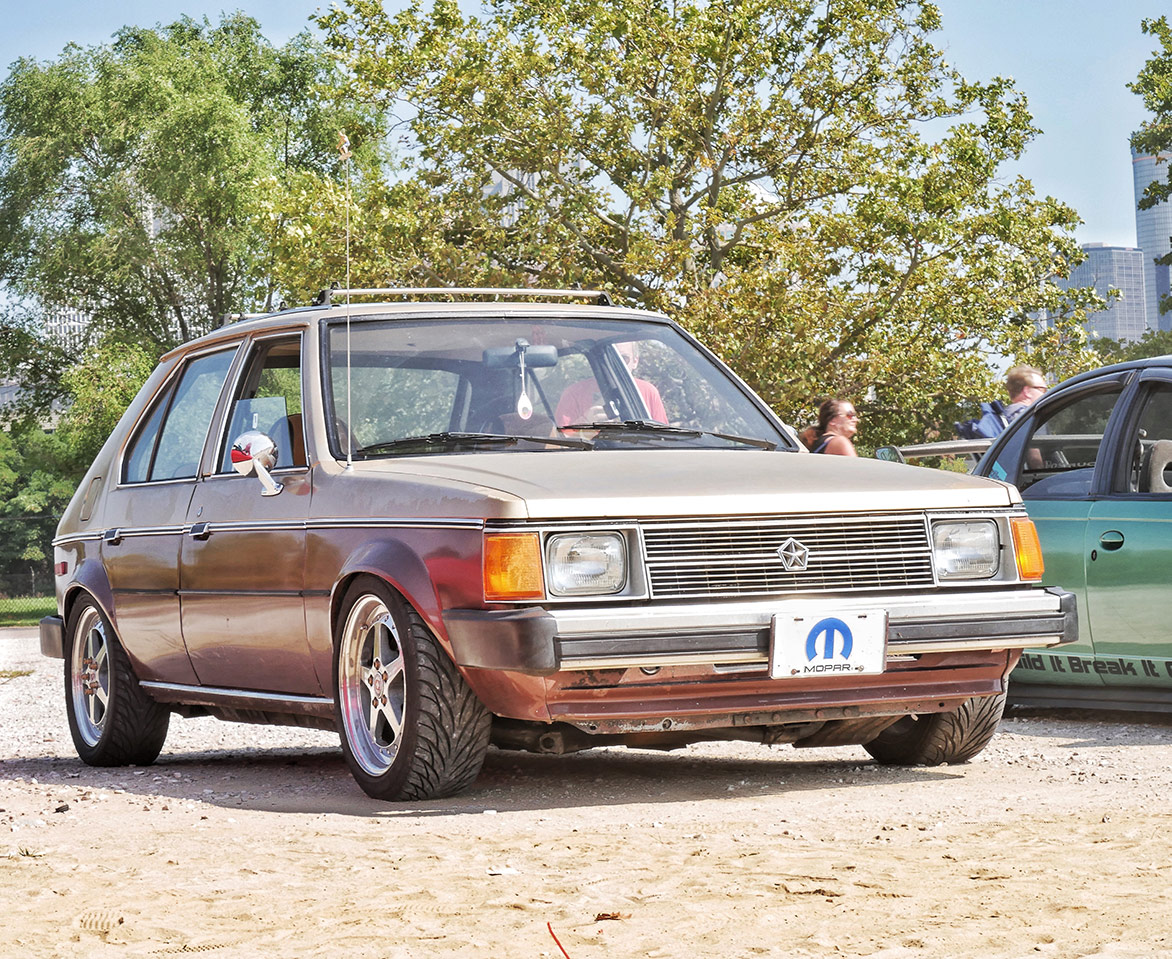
xmin=776 ymin=537 xmax=809 ymax=571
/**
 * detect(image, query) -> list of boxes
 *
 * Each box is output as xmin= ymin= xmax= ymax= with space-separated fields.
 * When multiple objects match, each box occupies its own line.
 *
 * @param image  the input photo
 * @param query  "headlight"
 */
xmin=546 ymin=533 xmax=627 ymax=596
xmin=932 ymin=520 xmax=998 ymax=580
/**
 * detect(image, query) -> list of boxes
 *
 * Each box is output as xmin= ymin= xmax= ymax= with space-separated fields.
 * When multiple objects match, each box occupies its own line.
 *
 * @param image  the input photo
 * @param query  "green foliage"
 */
xmin=1090 ymin=328 xmax=1172 ymax=366
xmin=55 ymin=336 xmax=157 ymax=471
xmin=0 ymin=423 xmax=74 ymax=595
xmin=1131 ymin=15 xmax=1172 ymax=318
xmin=0 ymin=12 xmax=380 ymax=375
xmin=317 ymin=0 xmax=1104 ymax=445
xmin=1131 ymin=15 xmax=1172 ymax=207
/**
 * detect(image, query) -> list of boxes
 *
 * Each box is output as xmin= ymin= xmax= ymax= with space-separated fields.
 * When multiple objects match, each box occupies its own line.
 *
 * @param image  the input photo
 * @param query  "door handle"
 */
xmin=102 ymin=528 xmax=122 ymax=546
xmin=1098 ymin=530 xmax=1125 ymax=551
xmin=189 ymin=522 xmax=212 ymax=540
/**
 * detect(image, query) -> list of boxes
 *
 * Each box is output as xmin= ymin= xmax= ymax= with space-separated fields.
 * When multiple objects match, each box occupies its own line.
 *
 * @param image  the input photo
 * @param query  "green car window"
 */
xmin=1015 ymin=386 xmax=1124 ymax=498
xmin=1122 ymin=384 xmax=1172 ymax=494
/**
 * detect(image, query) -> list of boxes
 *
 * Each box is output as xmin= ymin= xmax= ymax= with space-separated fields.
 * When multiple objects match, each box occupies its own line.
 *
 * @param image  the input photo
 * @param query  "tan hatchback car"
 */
xmin=41 ymin=289 xmax=1076 ymax=801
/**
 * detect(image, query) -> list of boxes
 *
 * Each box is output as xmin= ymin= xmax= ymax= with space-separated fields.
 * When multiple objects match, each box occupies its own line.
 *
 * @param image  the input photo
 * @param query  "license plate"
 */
xmin=770 ymin=609 xmax=888 ymax=680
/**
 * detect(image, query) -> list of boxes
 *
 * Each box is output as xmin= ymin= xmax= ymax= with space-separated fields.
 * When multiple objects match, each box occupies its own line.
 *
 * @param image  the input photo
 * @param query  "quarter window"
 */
xmin=123 ymin=397 xmax=168 ymax=484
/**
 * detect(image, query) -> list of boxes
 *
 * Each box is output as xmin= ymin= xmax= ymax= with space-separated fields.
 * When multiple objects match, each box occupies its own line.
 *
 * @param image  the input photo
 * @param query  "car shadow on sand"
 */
xmin=1001 ymin=707 xmax=1172 ymax=749
xmin=2 ymin=740 xmax=957 ymax=819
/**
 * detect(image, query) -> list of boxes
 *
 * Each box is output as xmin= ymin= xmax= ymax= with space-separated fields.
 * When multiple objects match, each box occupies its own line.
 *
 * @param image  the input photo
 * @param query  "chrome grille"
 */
xmin=641 ymin=513 xmax=934 ymax=598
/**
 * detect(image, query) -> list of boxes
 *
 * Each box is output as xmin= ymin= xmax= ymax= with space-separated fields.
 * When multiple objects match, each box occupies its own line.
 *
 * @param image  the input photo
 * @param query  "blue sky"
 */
xmin=1 ymin=0 xmax=1164 ymax=248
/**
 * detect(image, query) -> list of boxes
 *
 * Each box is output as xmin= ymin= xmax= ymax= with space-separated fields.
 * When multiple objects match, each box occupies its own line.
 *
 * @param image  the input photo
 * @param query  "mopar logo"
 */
xmin=776 ymin=537 xmax=809 ymax=572
xmin=806 ymin=617 xmax=853 ymax=661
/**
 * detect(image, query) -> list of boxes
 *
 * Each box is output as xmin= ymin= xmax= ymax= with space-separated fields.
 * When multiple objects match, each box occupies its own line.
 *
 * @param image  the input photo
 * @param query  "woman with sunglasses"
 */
xmin=810 ymin=398 xmax=860 ymax=456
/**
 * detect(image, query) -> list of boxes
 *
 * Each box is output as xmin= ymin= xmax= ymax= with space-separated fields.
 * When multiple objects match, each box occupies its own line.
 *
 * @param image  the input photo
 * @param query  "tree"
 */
xmin=54 ymin=336 xmax=158 ymax=472
xmin=318 ymin=0 xmax=1103 ymax=444
xmin=0 ymin=423 xmax=74 ymax=596
xmin=1088 ymin=328 xmax=1172 ymax=367
xmin=1131 ymin=15 xmax=1172 ymax=321
xmin=0 ymin=13 xmax=382 ymax=376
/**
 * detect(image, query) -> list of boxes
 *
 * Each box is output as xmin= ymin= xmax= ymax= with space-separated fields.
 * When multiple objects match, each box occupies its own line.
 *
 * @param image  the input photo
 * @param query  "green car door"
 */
xmin=1082 ymin=375 xmax=1172 ymax=697
xmin=985 ymin=378 xmax=1129 ymax=696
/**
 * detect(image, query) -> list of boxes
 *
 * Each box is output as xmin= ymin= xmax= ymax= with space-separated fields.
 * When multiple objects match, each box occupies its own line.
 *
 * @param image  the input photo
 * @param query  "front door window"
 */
xmin=1015 ymin=387 xmax=1123 ymax=498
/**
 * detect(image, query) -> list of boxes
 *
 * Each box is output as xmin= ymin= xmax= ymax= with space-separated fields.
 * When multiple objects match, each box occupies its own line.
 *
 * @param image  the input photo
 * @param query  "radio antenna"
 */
xmin=338 ymin=131 xmax=354 ymax=470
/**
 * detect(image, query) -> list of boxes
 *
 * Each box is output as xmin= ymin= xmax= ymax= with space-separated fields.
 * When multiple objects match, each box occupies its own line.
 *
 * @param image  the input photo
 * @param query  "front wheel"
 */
xmin=862 ymin=692 xmax=1006 ymax=766
xmin=333 ymin=576 xmax=491 ymax=801
xmin=64 ymin=598 xmax=170 ymax=766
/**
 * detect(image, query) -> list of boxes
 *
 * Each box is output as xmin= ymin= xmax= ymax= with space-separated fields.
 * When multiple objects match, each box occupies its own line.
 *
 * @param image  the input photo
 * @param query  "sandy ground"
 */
xmin=2 ymin=627 xmax=1172 ymax=959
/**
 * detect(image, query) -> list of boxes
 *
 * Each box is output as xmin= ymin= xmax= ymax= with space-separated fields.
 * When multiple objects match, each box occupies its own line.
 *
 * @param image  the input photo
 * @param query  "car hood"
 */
xmin=354 ymin=449 xmax=1019 ymax=519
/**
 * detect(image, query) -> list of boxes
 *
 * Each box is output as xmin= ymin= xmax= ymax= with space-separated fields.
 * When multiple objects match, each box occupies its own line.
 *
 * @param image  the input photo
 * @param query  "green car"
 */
xmin=976 ymin=357 xmax=1172 ymax=710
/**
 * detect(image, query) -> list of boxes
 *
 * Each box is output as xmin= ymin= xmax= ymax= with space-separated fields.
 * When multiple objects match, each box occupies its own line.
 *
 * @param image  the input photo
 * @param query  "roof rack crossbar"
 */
xmin=313 ymin=287 xmax=613 ymax=307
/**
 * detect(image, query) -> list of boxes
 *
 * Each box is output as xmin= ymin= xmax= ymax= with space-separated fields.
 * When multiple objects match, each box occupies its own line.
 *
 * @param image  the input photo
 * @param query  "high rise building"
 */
xmin=42 ymin=305 xmax=90 ymax=348
xmin=1132 ymin=147 xmax=1172 ymax=332
xmin=1055 ymin=243 xmax=1149 ymax=342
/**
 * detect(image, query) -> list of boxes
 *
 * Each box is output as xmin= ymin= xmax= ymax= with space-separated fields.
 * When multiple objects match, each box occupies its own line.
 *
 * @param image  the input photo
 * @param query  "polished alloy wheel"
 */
xmin=337 ymin=593 xmax=407 ymax=776
xmin=70 ymin=605 xmax=110 ymax=747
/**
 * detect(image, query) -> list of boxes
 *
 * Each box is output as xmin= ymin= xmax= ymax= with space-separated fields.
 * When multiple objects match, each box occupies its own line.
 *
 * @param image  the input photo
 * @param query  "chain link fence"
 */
xmin=0 ymin=515 xmax=57 ymax=626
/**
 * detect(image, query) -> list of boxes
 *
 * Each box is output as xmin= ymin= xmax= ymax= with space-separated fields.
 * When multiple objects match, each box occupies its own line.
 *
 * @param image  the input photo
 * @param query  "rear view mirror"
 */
xmin=483 ymin=343 xmax=558 ymax=368
xmin=484 ymin=338 xmax=559 ymax=421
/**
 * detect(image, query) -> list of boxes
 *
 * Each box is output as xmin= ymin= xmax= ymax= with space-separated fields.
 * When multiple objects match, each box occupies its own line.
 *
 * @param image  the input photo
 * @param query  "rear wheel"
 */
xmin=65 ymin=598 xmax=170 ymax=766
xmin=863 ymin=692 xmax=1006 ymax=765
xmin=333 ymin=576 xmax=491 ymax=801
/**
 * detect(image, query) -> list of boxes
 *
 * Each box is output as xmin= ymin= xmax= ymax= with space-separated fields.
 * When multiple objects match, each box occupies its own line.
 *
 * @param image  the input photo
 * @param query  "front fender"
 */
xmin=331 ymin=537 xmax=450 ymax=648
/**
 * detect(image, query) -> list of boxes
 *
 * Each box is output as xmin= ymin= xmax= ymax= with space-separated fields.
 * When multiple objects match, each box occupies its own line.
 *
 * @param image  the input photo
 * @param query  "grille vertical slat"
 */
xmin=642 ymin=513 xmax=934 ymax=598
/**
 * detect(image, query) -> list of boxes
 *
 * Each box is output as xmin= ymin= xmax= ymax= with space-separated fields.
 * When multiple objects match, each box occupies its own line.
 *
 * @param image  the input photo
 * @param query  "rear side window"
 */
xmin=1120 ymin=383 xmax=1172 ymax=494
xmin=123 ymin=348 xmax=236 ymax=483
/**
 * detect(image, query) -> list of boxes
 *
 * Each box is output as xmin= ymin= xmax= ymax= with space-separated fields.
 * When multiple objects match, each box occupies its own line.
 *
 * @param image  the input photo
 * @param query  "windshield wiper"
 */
xmin=358 ymin=431 xmax=591 ymax=455
xmin=557 ymin=420 xmax=777 ymax=450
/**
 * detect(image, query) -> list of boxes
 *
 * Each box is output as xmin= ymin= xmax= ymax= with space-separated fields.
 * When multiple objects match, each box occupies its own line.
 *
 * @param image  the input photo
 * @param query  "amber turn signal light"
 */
xmin=484 ymin=533 xmax=545 ymax=601
xmin=1010 ymin=517 xmax=1044 ymax=581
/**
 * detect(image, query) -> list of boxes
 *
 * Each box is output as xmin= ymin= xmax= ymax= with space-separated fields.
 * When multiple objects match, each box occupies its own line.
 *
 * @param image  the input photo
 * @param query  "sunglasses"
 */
xmin=837 ymin=410 xmax=859 ymax=419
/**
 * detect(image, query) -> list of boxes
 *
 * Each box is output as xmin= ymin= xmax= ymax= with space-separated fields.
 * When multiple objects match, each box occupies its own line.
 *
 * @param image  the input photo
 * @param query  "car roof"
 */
xmin=161 ymin=294 xmax=675 ymax=363
xmin=1053 ymin=353 xmax=1172 ymax=391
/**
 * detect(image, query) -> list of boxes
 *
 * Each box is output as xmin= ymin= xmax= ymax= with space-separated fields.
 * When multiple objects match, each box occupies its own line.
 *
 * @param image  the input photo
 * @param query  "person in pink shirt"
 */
xmin=556 ymin=341 xmax=667 ymax=426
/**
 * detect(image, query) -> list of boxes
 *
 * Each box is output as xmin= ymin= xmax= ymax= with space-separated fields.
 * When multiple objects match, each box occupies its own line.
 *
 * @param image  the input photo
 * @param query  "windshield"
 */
xmin=324 ymin=315 xmax=791 ymax=457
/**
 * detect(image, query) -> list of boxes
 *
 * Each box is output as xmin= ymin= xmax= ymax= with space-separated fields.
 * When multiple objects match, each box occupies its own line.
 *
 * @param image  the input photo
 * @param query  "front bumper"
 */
xmin=444 ymin=586 xmax=1077 ymax=676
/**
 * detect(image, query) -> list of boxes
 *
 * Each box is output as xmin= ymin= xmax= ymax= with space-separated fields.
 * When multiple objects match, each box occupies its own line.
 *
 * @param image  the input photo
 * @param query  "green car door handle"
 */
xmin=1098 ymin=530 xmax=1125 ymax=551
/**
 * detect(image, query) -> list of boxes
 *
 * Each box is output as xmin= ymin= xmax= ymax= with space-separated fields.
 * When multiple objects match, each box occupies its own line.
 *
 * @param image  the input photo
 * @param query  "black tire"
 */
xmin=333 ymin=576 xmax=491 ymax=801
xmin=862 ymin=692 xmax=1006 ymax=766
xmin=64 ymin=598 xmax=170 ymax=766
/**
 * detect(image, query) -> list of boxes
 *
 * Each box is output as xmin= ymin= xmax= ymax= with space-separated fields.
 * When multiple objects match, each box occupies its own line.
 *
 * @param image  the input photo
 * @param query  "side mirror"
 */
xmin=230 ymin=430 xmax=284 ymax=496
